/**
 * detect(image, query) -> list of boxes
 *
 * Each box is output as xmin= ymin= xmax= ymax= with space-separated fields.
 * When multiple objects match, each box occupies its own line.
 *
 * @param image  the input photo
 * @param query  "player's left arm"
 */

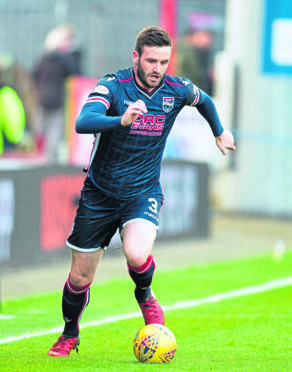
xmin=183 ymin=79 xmax=235 ymax=156
xmin=196 ymin=89 xmax=235 ymax=155
xmin=215 ymin=128 xmax=236 ymax=156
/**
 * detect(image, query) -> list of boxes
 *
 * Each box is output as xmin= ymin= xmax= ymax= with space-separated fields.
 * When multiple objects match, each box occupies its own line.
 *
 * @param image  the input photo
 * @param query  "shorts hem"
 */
xmin=66 ymin=241 xmax=106 ymax=252
xmin=122 ymin=218 xmax=159 ymax=231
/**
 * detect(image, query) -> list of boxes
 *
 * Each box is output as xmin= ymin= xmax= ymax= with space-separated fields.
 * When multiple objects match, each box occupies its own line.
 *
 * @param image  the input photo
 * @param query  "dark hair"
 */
xmin=135 ymin=26 xmax=172 ymax=56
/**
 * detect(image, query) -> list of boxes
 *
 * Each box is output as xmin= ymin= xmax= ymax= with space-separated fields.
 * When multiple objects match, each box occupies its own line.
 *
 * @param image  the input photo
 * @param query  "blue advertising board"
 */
xmin=262 ymin=0 xmax=292 ymax=74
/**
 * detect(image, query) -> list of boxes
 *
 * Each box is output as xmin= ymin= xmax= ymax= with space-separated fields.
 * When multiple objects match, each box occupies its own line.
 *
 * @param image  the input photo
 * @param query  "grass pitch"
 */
xmin=0 ymin=251 xmax=291 ymax=371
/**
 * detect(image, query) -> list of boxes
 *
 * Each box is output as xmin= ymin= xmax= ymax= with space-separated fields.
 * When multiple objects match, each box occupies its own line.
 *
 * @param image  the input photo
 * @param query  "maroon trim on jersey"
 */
xmin=86 ymin=96 xmax=110 ymax=109
xmin=131 ymin=70 xmax=165 ymax=98
xmin=160 ymin=185 xmax=165 ymax=209
xmin=164 ymin=78 xmax=184 ymax=87
xmin=191 ymin=92 xmax=200 ymax=106
xmin=118 ymin=77 xmax=134 ymax=83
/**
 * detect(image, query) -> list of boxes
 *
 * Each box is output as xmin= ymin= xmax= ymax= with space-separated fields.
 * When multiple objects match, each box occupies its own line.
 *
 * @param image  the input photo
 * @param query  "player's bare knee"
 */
xmin=126 ymin=251 xmax=149 ymax=267
xmin=70 ymin=269 xmax=93 ymax=287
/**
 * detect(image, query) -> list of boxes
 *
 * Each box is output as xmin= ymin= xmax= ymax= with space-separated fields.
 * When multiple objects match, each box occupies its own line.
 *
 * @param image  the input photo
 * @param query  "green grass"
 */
xmin=0 ymin=251 xmax=292 ymax=371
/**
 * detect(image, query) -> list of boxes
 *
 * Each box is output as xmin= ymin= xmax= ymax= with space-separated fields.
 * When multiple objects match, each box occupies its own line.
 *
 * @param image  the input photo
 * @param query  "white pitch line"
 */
xmin=0 ymin=276 xmax=291 ymax=346
xmin=0 ymin=315 xmax=14 ymax=320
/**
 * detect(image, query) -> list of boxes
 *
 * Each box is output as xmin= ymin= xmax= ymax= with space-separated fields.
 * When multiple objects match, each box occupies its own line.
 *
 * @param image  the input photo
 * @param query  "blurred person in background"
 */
xmin=48 ymin=25 xmax=235 ymax=357
xmin=0 ymin=64 xmax=26 ymax=155
xmin=33 ymin=24 xmax=82 ymax=161
xmin=177 ymin=28 xmax=214 ymax=96
xmin=0 ymin=54 xmax=38 ymax=153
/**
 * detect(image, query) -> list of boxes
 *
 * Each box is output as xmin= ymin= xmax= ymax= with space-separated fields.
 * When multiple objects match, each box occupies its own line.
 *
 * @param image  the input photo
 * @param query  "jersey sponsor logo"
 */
xmin=124 ymin=100 xmax=135 ymax=106
xmin=94 ymin=85 xmax=109 ymax=94
xmin=162 ymin=97 xmax=174 ymax=112
xmin=144 ymin=211 xmax=159 ymax=223
xmin=130 ymin=114 xmax=165 ymax=136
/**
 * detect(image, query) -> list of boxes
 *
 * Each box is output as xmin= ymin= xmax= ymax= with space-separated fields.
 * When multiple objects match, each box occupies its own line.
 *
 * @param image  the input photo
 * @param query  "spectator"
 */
xmin=0 ymin=65 xmax=26 ymax=155
xmin=177 ymin=28 xmax=214 ymax=95
xmin=0 ymin=54 xmax=38 ymax=149
xmin=33 ymin=24 xmax=82 ymax=161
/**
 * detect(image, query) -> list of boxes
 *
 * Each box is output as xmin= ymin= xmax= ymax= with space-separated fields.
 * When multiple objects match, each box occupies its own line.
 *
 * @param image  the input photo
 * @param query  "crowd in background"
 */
xmin=0 ymin=23 xmax=215 ymax=163
xmin=0 ymin=24 xmax=82 ymax=162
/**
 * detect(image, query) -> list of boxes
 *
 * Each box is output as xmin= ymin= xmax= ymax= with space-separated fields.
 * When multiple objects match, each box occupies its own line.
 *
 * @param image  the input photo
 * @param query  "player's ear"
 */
xmin=132 ymin=50 xmax=139 ymax=65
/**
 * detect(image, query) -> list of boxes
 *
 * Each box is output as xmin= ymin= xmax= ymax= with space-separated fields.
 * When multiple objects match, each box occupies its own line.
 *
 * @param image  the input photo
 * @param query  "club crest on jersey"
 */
xmin=162 ymin=97 xmax=174 ymax=113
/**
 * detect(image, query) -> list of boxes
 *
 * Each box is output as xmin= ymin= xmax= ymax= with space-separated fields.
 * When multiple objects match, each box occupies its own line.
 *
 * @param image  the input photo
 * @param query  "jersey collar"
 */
xmin=132 ymin=69 xmax=164 ymax=99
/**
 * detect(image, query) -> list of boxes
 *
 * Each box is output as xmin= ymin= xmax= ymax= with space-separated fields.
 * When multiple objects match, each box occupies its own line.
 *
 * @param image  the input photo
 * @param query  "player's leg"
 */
xmin=122 ymin=219 xmax=156 ymax=299
xmin=122 ymin=220 xmax=164 ymax=325
xmin=48 ymin=249 xmax=103 ymax=357
xmin=49 ymin=178 xmax=119 ymax=357
xmin=120 ymin=191 xmax=165 ymax=325
xmin=62 ymin=249 xmax=103 ymax=336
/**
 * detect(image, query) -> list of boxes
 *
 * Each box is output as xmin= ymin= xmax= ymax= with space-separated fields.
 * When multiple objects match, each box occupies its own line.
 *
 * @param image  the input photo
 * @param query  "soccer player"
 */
xmin=48 ymin=26 xmax=235 ymax=357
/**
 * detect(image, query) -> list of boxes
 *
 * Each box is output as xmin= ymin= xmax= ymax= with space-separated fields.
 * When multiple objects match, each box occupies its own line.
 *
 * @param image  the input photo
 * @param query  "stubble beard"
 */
xmin=136 ymin=59 xmax=163 ymax=90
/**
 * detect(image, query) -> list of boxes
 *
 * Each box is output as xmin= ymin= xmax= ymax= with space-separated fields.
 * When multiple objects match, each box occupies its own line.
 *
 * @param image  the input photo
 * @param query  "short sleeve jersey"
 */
xmin=85 ymin=68 xmax=199 ymax=199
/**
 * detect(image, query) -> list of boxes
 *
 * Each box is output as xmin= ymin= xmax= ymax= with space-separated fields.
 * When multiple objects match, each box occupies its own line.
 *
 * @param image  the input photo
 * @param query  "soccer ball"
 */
xmin=133 ymin=324 xmax=177 ymax=363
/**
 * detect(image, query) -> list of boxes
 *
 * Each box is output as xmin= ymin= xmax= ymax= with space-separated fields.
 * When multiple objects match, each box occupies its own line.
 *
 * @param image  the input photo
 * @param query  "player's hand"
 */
xmin=121 ymin=99 xmax=147 ymax=126
xmin=215 ymin=129 xmax=236 ymax=156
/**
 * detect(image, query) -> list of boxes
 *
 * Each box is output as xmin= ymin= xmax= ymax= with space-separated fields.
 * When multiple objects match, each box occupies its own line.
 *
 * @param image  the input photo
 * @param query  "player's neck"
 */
xmin=133 ymin=70 xmax=156 ymax=93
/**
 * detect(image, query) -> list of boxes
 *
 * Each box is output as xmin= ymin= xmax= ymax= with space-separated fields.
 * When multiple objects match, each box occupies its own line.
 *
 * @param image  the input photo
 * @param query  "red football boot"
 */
xmin=137 ymin=289 xmax=165 ymax=325
xmin=48 ymin=335 xmax=80 ymax=357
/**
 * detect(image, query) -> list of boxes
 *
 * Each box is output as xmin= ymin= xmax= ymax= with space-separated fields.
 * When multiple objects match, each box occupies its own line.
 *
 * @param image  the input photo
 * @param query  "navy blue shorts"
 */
xmin=67 ymin=177 xmax=163 ymax=252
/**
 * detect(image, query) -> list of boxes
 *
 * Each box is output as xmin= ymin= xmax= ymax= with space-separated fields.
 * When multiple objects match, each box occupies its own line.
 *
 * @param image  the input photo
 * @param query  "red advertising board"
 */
xmin=40 ymin=174 xmax=85 ymax=251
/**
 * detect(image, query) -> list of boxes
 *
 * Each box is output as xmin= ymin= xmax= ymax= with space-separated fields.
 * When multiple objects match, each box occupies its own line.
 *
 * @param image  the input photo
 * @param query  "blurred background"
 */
xmin=0 ymin=0 xmax=291 ymax=295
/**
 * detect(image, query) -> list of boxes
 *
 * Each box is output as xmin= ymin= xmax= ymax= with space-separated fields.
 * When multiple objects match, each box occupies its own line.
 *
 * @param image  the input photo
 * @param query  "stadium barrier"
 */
xmin=0 ymin=161 xmax=209 ymax=268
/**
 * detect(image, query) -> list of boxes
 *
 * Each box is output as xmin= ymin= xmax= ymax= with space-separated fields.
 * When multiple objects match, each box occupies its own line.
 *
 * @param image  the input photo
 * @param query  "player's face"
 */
xmin=133 ymin=46 xmax=171 ymax=90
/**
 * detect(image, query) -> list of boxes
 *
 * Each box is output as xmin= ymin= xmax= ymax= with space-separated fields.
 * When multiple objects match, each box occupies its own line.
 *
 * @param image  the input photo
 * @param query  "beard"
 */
xmin=136 ymin=59 xmax=163 ymax=89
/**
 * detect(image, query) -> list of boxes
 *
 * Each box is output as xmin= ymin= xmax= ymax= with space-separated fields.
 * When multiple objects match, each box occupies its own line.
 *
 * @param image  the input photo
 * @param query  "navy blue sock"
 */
xmin=128 ymin=255 xmax=155 ymax=303
xmin=62 ymin=275 xmax=91 ymax=337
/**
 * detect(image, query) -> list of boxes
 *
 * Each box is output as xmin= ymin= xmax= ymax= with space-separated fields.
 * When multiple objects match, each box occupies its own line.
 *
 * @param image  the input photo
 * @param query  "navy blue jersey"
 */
xmin=77 ymin=67 xmax=221 ymax=199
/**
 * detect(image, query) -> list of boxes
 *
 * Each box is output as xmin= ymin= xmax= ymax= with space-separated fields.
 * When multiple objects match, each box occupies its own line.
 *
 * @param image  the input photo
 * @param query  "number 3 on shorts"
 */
xmin=148 ymin=198 xmax=158 ymax=214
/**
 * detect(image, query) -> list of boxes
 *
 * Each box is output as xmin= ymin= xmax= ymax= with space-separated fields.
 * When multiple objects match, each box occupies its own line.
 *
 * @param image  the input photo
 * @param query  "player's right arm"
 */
xmin=76 ymin=76 xmax=121 ymax=134
xmin=76 ymin=76 xmax=147 ymax=134
xmin=76 ymin=103 xmax=122 ymax=133
xmin=121 ymin=100 xmax=147 ymax=126
xmin=76 ymin=99 xmax=147 ymax=133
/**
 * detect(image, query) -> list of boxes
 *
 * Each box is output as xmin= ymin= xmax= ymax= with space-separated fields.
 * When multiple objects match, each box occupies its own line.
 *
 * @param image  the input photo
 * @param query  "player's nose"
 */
xmin=153 ymin=63 xmax=162 ymax=73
